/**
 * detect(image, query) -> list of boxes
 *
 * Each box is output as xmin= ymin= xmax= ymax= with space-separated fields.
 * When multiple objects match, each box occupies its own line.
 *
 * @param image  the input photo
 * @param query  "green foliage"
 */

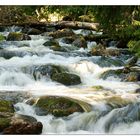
xmin=127 ymin=40 xmax=140 ymax=57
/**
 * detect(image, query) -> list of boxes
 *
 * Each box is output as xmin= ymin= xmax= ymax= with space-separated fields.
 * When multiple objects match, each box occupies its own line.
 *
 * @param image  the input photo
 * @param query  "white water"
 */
xmin=0 ymin=27 xmax=140 ymax=134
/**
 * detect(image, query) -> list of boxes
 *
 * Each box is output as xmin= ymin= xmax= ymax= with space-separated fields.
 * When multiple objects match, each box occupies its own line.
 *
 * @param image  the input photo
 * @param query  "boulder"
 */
xmin=100 ymin=69 xmax=125 ymax=80
xmin=123 ymin=72 xmax=140 ymax=82
xmin=48 ymin=29 xmax=75 ymax=38
xmin=32 ymin=64 xmax=67 ymax=80
xmin=43 ymin=40 xmax=63 ymax=51
xmin=0 ymin=34 xmax=5 ymax=41
xmin=72 ymin=36 xmax=87 ymax=48
xmin=51 ymin=72 xmax=81 ymax=86
xmin=61 ymin=36 xmax=75 ymax=44
xmin=0 ymin=100 xmax=14 ymax=113
xmin=3 ymin=114 xmax=43 ymax=134
xmin=27 ymin=28 xmax=42 ymax=35
xmin=35 ymin=96 xmax=84 ymax=117
xmin=90 ymin=43 xmax=106 ymax=56
xmin=116 ymin=40 xmax=128 ymax=48
xmin=0 ymin=100 xmax=15 ymax=132
xmin=7 ymin=32 xmax=31 ymax=41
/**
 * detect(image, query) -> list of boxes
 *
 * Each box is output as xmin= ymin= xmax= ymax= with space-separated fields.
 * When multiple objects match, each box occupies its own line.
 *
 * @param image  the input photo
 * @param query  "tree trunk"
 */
xmin=0 ymin=21 xmax=99 ymax=31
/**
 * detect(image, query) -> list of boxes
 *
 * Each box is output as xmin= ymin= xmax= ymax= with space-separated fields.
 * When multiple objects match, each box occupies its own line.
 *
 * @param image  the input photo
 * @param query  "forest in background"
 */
xmin=0 ymin=6 xmax=140 ymax=57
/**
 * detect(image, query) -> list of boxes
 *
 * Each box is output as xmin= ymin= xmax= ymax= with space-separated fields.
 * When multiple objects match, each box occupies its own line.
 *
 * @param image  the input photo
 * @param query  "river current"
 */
xmin=0 ymin=26 xmax=140 ymax=134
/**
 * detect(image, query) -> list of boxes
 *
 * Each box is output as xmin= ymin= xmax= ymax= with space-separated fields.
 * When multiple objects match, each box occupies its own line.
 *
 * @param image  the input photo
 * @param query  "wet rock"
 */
xmin=35 ymin=96 xmax=84 ymax=117
xmin=72 ymin=36 xmax=87 ymax=48
xmin=135 ymin=88 xmax=140 ymax=93
xmin=116 ymin=40 xmax=128 ymax=48
xmin=105 ymin=48 xmax=120 ymax=56
xmin=48 ymin=29 xmax=75 ymax=38
xmin=91 ymin=44 xmax=121 ymax=56
xmin=90 ymin=43 xmax=106 ymax=56
xmin=32 ymin=64 xmax=67 ymax=80
xmin=123 ymin=72 xmax=140 ymax=82
xmin=7 ymin=32 xmax=31 ymax=41
xmin=125 ymin=56 xmax=138 ymax=67
xmin=61 ymin=36 xmax=75 ymax=44
xmin=51 ymin=72 xmax=81 ymax=86
xmin=0 ymin=100 xmax=15 ymax=132
xmin=100 ymin=69 xmax=125 ymax=80
xmin=0 ymin=100 xmax=14 ymax=113
xmin=3 ymin=114 xmax=42 ymax=134
xmin=0 ymin=118 xmax=11 ymax=132
xmin=27 ymin=28 xmax=42 ymax=35
xmin=43 ymin=39 xmax=63 ymax=51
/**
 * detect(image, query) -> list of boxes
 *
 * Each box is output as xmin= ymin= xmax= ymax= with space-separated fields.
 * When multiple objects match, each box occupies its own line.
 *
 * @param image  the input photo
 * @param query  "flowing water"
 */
xmin=0 ymin=26 xmax=140 ymax=134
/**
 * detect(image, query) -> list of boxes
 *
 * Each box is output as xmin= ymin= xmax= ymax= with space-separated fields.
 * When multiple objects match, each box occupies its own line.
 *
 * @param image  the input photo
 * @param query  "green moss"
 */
xmin=0 ymin=34 xmax=5 ymax=41
xmin=35 ymin=96 xmax=84 ymax=117
xmin=0 ymin=118 xmax=11 ymax=132
xmin=0 ymin=100 xmax=14 ymax=113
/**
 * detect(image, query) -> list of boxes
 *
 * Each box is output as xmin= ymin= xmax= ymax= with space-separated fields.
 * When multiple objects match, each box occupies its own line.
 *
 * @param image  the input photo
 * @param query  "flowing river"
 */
xmin=0 ymin=26 xmax=140 ymax=134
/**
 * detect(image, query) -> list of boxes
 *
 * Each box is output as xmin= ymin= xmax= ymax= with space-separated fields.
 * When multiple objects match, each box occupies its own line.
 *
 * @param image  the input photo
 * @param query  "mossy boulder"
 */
xmin=48 ymin=29 xmax=75 ymax=38
xmin=43 ymin=40 xmax=63 ymax=51
xmin=0 ymin=100 xmax=14 ymax=113
xmin=35 ymin=96 xmax=84 ymax=117
xmin=0 ymin=34 xmax=5 ymax=41
xmin=0 ymin=100 xmax=15 ymax=132
xmin=0 ymin=118 xmax=11 ymax=132
xmin=91 ymin=43 xmax=106 ymax=56
xmin=72 ymin=36 xmax=87 ymax=48
xmin=100 ymin=69 xmax=125 ymax=80
xmin=32 ymin=64 xmax=67 ymax=80
xmin=7 ymin=32 xmax=31 ymax=41
xmin=51 ymin=72 xmax=81 ymax=86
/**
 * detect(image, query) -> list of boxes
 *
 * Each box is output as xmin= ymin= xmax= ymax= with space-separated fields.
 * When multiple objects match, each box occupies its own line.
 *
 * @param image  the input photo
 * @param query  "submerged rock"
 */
xmin=124 ymin=72 xmax=140 ymax=82
xmin=51 ymin=72 xmax=81 ymax=86
xmin=35 ymin=96 xmax=84 ymax=117
xmin=7 ymin=32 xmax=31 ymax=41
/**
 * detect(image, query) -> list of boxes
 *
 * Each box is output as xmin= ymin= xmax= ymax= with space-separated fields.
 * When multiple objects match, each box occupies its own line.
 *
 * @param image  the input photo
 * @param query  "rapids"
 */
xmin=0 ymin=26 xmax=140 ymax=134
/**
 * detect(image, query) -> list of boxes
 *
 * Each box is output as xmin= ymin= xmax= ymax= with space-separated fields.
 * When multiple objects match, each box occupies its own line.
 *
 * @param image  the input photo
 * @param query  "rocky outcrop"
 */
xmin=7 ymin=32 xmax=31 ymax=41
xmin=34 ymin=96 xmax=84 ymax=117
